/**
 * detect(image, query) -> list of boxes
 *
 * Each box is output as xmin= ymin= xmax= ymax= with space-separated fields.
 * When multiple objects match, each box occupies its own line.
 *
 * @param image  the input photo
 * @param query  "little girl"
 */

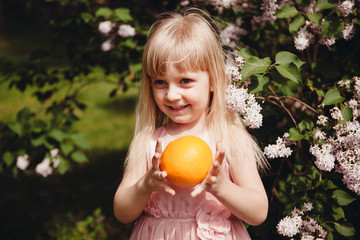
xmin=114 ymin=8 xmax=269 ymax=239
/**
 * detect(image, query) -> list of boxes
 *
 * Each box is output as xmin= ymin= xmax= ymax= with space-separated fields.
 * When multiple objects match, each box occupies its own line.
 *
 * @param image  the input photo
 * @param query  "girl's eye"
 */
xmin=181 ymin=78 xmax=192 ymax=84
xmin=153 ymin=80 xmax=166 ymax=86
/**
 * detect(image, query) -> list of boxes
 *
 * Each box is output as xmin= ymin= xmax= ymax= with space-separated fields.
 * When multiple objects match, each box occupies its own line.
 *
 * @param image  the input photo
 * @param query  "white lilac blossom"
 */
xmin=16 ymin=154 xmax=30 ymax=170
xmin=353 ymin=76 xmax=360 ymax=98
xmin=316 ymin=115 xmax=328 ymax=126
xmin=277 ymin=203 xmax=327 ymax=239
xmin=50 ymin=148 xmax=61 ymax=168
xmin=101 ymin=39 xmax=114 ymax=52
xmin=220 ymin=20 xmax=247 ymax=50
xmin=309 ymin=143 xmax=335 ymax=171
xmin=338 ymin=79 xmax=352 ymax=89
xmin=264 ymin=133 xmax=293 ymax=159
xmin=313 ymin=128 xmax=326 ymax=141
xmin=303 ymin=0 xmax=318 ymax=15
xmin=319 ymin=37 xmax=336 ymax=48
xmin=342 ymin=20 xmax=356 ymax=40
xmin=337 ymin=0 xmax=355 ymax=17
xmin=311 ymin=79 xmax=360 ymax=194
xmin=225 ymin=84 xmax=263 ymax=128
xmin=226 ymin=64 xmax=242 ymax=82
xmin=330 ymin=106 xmax=343 ymax=121
xmin=294 ymin=26 xmax=315 ymax=51
xmin=277 ymin=215 xmax=302 ymax=237
xmin=118 ymin=24 xmax=135 ymax=38
xmin=98 ymin=20 xmax=114 ymax=35
xmin=235 ymin=56 xmax=245 ymax=69
xmin=180 ymin=0 xmax=189 ymax=6
xmin=35 ymin=158 xmax=53 ymax=177
xmin=260 ymin=0 xmax=279 ymax=21
xmin=208 ymin=0 xmax=233 ymax=8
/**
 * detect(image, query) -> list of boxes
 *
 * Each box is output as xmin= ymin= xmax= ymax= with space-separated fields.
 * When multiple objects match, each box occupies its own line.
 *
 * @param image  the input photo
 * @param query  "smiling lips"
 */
xmin=168 ymin=104 xmax=189 ymax=111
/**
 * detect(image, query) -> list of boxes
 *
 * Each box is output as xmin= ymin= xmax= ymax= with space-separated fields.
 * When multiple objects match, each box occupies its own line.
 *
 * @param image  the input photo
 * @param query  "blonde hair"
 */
xmin=125 ymin=8 xmax=268 ymax=176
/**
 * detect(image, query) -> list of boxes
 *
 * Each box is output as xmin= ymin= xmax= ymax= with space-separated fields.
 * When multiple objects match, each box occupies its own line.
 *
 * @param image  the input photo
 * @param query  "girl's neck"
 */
xmin=165 ymin=120 xmax=207 ymax=138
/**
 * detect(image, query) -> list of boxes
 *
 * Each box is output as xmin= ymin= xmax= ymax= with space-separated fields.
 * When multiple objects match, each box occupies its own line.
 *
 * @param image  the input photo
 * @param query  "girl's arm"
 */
xmin=192 ymin=136 xmax=268 ymax=226
xmin=113 ymin=140 xmax=175 ymax=224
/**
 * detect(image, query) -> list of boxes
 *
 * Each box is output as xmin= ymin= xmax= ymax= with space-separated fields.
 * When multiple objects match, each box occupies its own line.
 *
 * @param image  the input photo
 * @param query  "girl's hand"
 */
xmin=144 ymin=139 xmax=175 ymax=196
xmin=191 ymin=143 xmax=225 ymax=198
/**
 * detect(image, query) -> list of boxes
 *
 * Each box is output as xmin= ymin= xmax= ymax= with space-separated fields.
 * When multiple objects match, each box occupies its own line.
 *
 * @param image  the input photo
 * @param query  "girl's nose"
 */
xmin=165 ymin=85 xmax=181 ymax=101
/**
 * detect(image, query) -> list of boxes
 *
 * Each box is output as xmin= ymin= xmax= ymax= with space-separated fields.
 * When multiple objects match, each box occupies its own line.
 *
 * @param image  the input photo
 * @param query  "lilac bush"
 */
xmin=181 ymin=0 xmax=360 ymax=238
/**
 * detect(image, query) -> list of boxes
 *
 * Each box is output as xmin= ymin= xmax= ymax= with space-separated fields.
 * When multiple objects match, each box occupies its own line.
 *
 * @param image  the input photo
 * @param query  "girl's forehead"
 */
xmin=150 ymin=58 xmax=204 ymax=77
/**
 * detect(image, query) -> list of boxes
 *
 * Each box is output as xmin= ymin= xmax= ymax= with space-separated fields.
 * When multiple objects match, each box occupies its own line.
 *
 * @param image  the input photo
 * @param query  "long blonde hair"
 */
xmin=125 ymin=8 xmax=268 ymax=175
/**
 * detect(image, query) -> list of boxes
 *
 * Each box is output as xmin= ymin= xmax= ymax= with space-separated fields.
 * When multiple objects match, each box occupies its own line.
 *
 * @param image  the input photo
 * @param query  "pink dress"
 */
xmin=130 ymin=126 xmax=251 ymax=240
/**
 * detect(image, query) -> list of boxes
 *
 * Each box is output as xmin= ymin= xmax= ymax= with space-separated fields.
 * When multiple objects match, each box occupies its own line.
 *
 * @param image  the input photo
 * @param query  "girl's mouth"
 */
xmin=168 ymin=105 xmax=189 ymax=111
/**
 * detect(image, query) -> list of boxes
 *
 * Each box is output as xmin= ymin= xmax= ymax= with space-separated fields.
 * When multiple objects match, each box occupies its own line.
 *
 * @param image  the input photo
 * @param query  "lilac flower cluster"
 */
xmin=224 ymin=56 xmax=263 ymax=128
xmin=310 ymin=76 xmax=360 ymax=195
xmin=277 ymin=202 xmax=328 ymax=239
xmin=264 ymin=132 xmax=293 ymax=159
xmin=16 ymin=148 xmax=61 ymax=177
xmin=184 ymin=0 xmax=357 ymax=51
xmin=98 ymin=20 xmax=135 ymax=51
xmin=293 ymin=0 xmax=357 ymax=50
xmin=225 ymin=84 xmax=263 ymax=128
xmin=220 ymin=19 xmax=248 ymax=50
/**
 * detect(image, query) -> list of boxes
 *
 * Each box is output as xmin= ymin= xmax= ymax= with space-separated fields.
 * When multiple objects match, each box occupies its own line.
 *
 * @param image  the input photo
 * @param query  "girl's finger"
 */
xmin=153 ymin=170 xmax=167 ymax=179
xmin=162 ymin=185 xmax=176 ymax=196
xmin=209 ymin=160 xmax=221 ymax=176
xmin=191 ymin=184 xmax=205 ymax=198
xmin=215 ymin=142 xmax=225 ymax=165
xmin=152 ymin=139 xmax=162 ymax=169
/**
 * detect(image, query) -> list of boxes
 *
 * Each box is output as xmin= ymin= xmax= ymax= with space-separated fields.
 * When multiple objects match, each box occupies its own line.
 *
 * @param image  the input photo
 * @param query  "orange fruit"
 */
xmin=160 ymin=135 xmax=213 ymax=188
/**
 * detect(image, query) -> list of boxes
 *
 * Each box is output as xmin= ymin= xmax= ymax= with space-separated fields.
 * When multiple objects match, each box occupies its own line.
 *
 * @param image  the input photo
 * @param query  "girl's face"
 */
xmin=152 ymin=64 xmax=212 ymax=130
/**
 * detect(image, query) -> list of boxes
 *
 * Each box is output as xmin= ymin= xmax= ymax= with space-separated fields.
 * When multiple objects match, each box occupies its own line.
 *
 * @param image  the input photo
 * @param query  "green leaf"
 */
xmin=321 ymin=179 xmax=337 ymax=189
xmin=249 ymin=75 xmax=269 ymax=93
xmin=322 ymin=88 xmax=344 ymax=105
xmin=31 ymin=136 xmax=46 ymax=147
xmin=58 ymin=158 xmax=70 ymax=174
xmin=17 ymin=108 xmax=32 ymax=122
xmin=70 ymin=133 xmax=90 ymax=150
xmin=95 ymin=7 xmax=113 ymax=18
xmin=332 ymin=189 xmax=356 ymax=206
xmin=316 ymin=89 xmax=325 ymax=97
xmin=316 ymin=0 xmax=336 ymax=10
xmin=114 ymin=8 xmax=133 ymax=22
xmin=240 ymin=56 xmax=270 ymax=80
xmin=332 ymin=206 xmax=345 ymax=221
xmin=288 ymin=127 xmax=304 ymax=141
xmin=275 ymin=62 xmax=302 ymax=84
xmin=275 ymin=3 xmax=298 ymax=18
xmin=321 ymin=16 xmax=344 ymax=38
xmin=48 ymin=129 xmax=67 ymax=142
xmin=81 ymin=12 xmax=93 ymax=23
xmin=307 ymin=13 xmax=322 ymax=26
xmin=289 ymin=15 xmax=305 ymax=33
xmin=298 ymin=120 xmax=308 ymax=132
xmin=60 ymin=143 xmax=74 ymax=156
xmin=71 ymin=151 xmax=88 ymax=163
xmin=334 ymin=222 xmax=356 ymax=237
xmin=275 ymin=51 xmax=304 ymax=68
xmin=340 ymin=104 xmax=353 ymax=121
xmin=238 ymin=48 xmax=258 ymax=61
xmin=3 ymin=152 xmax=14 ymax=167
xmin=8 ymin=122 xmax=23 ymax=136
